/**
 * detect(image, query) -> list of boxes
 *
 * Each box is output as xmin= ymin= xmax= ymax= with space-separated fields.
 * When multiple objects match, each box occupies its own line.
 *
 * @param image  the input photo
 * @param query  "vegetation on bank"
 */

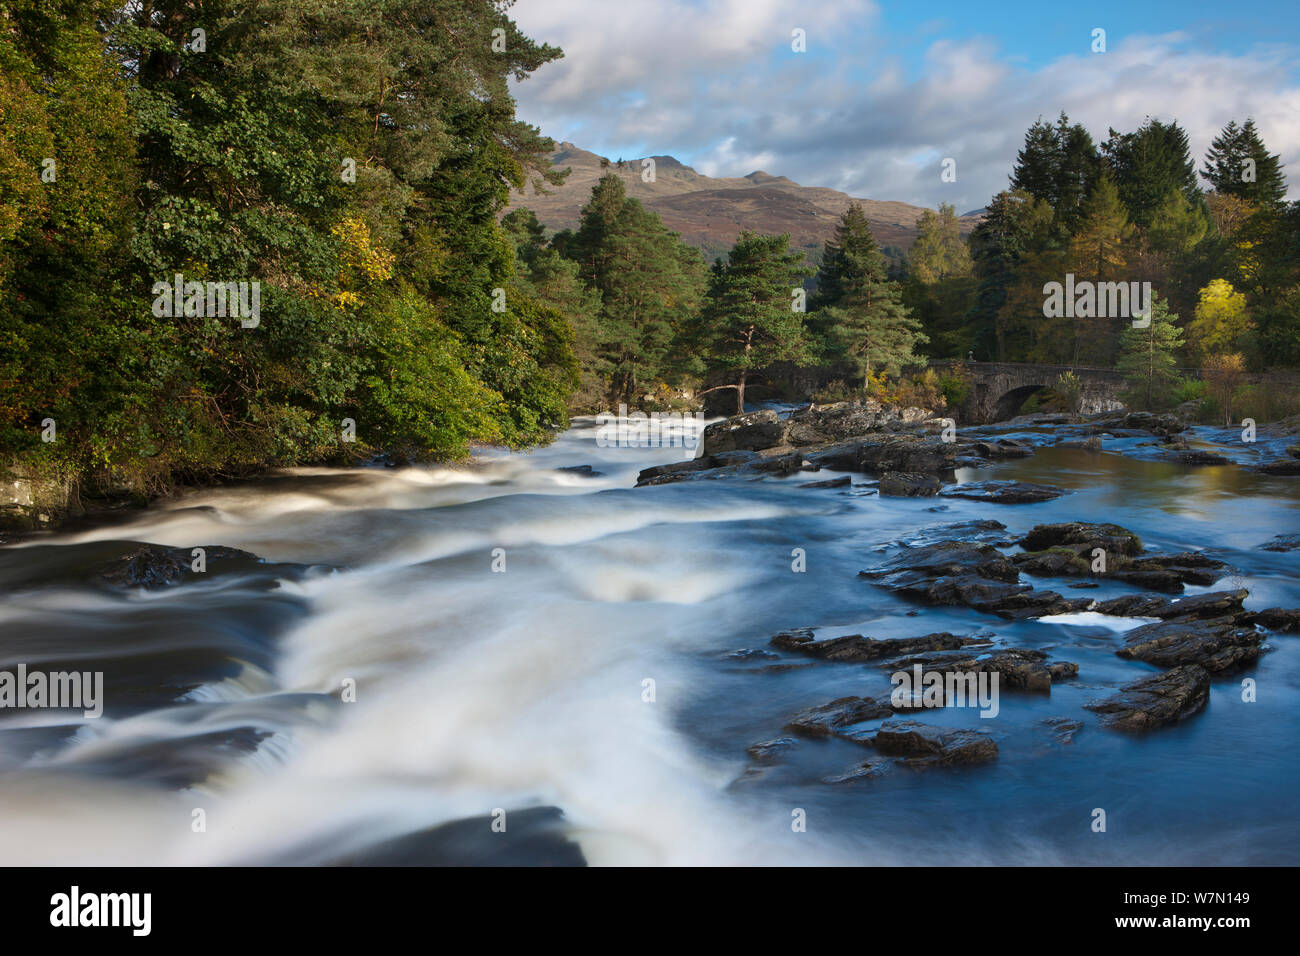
xmin=2 ymin=0 xmax=575 ymax=515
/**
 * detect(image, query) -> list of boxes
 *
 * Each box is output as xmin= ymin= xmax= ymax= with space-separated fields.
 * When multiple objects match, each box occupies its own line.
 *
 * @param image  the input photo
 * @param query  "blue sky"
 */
xmin=508 ymin=0 xmax=1300 ymax=210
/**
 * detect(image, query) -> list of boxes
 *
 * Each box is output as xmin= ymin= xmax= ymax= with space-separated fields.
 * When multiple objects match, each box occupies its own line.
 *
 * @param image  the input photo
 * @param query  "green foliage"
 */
xmin=1202 ymin=119 xmax=1287 ymax=208
xmin=813 ymin=205 xmax=926 ymax=381
xmin=1117 ymin=298 xmax=1185 ymax=409
xmin=1 ymin=0 xmax=582 ymax=508
xmin=699 ymin=232 xmax=812 ymax=413
xmin=1053 ymin=370 xmax=1084 ymax=415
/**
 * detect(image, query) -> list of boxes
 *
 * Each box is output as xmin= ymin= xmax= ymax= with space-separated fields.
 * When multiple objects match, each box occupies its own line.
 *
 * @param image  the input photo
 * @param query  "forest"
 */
xmin=3 ymin=0 xmax=1298 ymax=512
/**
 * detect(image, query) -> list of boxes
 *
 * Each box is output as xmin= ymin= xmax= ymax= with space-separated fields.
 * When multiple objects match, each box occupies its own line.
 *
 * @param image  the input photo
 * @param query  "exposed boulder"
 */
xmin=798 ymin=475 xmax=851 ymax=489
xmin=746 ymin=737 xmax=800 ymax=762
xmin=783 ymin=696 xmax=894 ymax=738
xmin=879 ymin=471 xmax=942 ymax=497
xmin=701 ymin=409 xmax=787 ymax=454
xmin=938 ymin=481 xmax=1066 ymax=504
xmin=1084 ymin=665 xmax=1210 ymax=731
xmin=1042 ymin=717 xmax=1084 ymax=744
xmin=98 ymin=544 xmax=265 ymax=590
xmin=1093 ymin=589 xmax=1248 ymax=621
xmin=1117 ymin=617 xmax=1264 ymax=673
xmin=1019 ymin=522 xmax=1143 ymax=556
xmin=1243 ymin=607 xmax=1300 ymax=633
xmin=1259 ymin=533 xmax=1300 ymax=552
xmin=806 ymin=435 xmax=956 ymax=475
xmin=770 ymin=628 xmax=990 ymax=662
xmin=871 ymin=721 xmax=998 ymax=767
xmin=884 ymin=647 xmax=1076 ymax=692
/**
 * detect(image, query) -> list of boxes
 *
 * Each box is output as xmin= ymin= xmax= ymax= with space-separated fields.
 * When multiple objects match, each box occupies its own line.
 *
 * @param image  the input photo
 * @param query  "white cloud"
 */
xmin=509 ymin=2 xmax=1300 ymax=209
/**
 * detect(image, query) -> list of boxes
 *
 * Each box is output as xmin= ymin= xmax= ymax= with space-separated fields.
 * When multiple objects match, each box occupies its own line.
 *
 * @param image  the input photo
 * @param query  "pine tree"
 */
xmin=963 ymin=190 xmax=1053 ymax=360
xmin=1202 ymin=118 xmax=1287 ymax=207
xmin=1117 ymin=298 xmax=1185 ymax=409
xmin=1010 ymin=112 xmax=1100 ymax=233
xmin=1102 ymin=119 xmax=1201 ymax=229
xmin=700 ymin=232 xmax=812 ymax=413
xmin=814 ymin=206 xmax=926 ymax=381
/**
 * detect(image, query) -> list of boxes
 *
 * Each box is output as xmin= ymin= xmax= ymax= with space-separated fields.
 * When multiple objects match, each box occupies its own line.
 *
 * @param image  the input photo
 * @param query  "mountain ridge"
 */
xmin=507 ymin=142 xmax=982 ymax=262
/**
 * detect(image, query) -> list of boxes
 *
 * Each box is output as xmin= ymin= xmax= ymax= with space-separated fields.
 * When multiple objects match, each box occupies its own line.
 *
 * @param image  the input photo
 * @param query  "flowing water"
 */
xmin=1 ymin=415 xmax=1298 ymax=865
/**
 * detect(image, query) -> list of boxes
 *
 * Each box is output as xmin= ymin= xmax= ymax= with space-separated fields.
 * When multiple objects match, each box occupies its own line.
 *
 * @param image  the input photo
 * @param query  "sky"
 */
xmin=506 ymin=0 xmax=1300 ymax=212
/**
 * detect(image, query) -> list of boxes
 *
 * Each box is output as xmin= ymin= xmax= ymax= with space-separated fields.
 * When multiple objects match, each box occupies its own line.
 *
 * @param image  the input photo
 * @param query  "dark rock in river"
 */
xmin=1258 ymin=533 xmax=1300 ymax=552
xmin=798 ymin=475 xmax=851 ymax=489
xmin=1243 ymin=607 xmax=1300 ymax=633
xmin=746 ymin=736 xmax=801 ymax=762
xmin=860 ymin=539 xmax=1092 ymax=618
xmin=1019 ymin=522 xmax=1143 ymax=556
xmin=805 ymin=435 xmax=955 ymax=476
xmin=1253 ymin=458 xmax=1300 ymax=475
xmin=770 ymin=628 xmax=990 ymax=662
xmin=784 ymin=696 xmax=894 ymax=738
xmin=938 ymin=481 xmax=1066 ymax=504
xmin=878 ymin=471 xmax=942 ymax=497
xmin=871 ymin=721 xmax=998 ymax=767
xmin=1084 ymin=665 xmax=1210 ymax=731
xmin=821 ymin=758 xmax=892 ymax=784
xmin=99 ymin=544 xmax=266 ymax=589
xmin=1117 ymin=617 xmax=1264 ymax=673
xmin=890 ymin=647 xmax=1077 ymax=692
xmin=1091 ymin=411 xmax=1187 ymax=440
xmin=1042 ymin=717 xmax=1084 ymax=744
xmin=328 ymin=806 xmax=585 ymax=867
xmin=1094 ymin=589 xmax=1248 ymax=621
xmin=701 ymin=409 xmax=788 ymax=453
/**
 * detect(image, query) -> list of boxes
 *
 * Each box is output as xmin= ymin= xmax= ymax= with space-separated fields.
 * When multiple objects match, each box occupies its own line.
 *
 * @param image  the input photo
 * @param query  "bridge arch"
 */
xmin=929 ymin=361 xmax=1128 ymax=424
xmin=990 ymin=384 xmax=1050 ymax=421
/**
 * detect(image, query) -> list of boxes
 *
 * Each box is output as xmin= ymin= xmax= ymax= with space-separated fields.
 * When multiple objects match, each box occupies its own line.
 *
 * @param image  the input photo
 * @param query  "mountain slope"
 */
xmin=507 ymin=143 xmax=982 ymax=262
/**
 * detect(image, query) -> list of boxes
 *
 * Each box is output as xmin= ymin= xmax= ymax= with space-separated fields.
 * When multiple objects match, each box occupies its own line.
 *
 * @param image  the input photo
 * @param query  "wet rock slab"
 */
xmin=770 ymin=628 xmax=990 ymax=662
xmin=871 ymin=720 xmax=998 ymax=767
xmin=937 ymin=481 xmax=1066 ymax=504
xmin=1084 ymin=665 xmax=1210 ymax=731
xmin=783 ymin=696 xmax=895 ymax=738
xmin=1117 ymin=618 xmax=1264 ymax=673
xmin=883 ymin=647 xmax=1078 ymax=692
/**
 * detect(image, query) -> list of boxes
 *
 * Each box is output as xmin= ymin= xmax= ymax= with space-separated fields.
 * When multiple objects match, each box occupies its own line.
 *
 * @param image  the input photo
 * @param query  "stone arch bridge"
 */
xmin=929 ymin=362 xmax=1130 ymax=424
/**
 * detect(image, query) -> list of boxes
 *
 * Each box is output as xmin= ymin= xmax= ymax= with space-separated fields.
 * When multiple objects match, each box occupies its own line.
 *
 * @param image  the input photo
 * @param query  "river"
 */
xmin=1 ymin=414 xmax=1297 ymax=865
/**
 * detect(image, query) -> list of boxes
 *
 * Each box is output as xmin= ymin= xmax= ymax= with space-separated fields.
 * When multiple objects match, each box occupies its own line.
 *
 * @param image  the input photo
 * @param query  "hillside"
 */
xmin=507 ymin=142 xmax=983 ymax=262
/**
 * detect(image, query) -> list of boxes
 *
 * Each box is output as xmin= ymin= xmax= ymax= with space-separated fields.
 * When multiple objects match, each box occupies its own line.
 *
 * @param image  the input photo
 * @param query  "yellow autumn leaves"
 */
xmin=329 ymin=216 xmax=395 ymax=310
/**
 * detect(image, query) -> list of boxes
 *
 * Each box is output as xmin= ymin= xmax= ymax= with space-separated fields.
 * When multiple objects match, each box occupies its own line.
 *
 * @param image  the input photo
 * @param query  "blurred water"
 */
xmin=0 ymin=419 xmax=1296 ymax=865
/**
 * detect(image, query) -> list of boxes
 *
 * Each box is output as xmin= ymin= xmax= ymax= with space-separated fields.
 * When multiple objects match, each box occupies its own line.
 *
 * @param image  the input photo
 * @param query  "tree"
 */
xmin=1117 ymin=297 xmax=1185 ymax=409
xmin=964 ymin=190 xmax=1053 ymax=361
xmin=1010 ymin=112 xmax=1101 ymax=234
xmin=1202 ymin=119 xmax=1287 ymax=208
xmin=902 ymin=207 xmax=975 ymax=360
xmin=1189 ymin=279 xmax=1252 ymax=359
xmin=700 ymin=232 xmax=812 ymax=413
xmin=1102 ymin=119 xmax=1201 ymax=230
xmin=561 ymin=176 xmax=706 ymax=405
xmin=1202 ymin=353 xmax=1247 ymax=425
xmin=908 ymin=204 xmax=972 ymax=284
xmin=813 ymin=206 xmax=926 ymax=380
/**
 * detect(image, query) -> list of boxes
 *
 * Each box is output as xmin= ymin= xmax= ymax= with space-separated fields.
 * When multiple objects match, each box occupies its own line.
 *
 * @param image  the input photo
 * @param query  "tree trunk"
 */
xmin=735 ymin=370 xmax=747 ymax=414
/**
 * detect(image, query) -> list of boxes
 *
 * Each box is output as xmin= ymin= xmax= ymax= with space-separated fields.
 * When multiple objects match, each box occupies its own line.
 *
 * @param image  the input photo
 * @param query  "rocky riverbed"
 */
xmin=0 ymin=401 xmax=1296 ymax=865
